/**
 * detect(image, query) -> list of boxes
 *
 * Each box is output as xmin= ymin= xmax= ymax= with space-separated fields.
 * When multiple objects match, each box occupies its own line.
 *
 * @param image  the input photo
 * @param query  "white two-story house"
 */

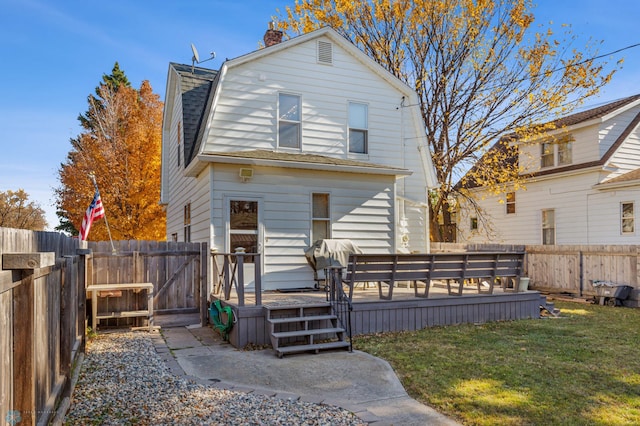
xmin=160 ymin=26 xmax=438 ymax=290
xmin=457 ymin=94 xmax=640 ymax=245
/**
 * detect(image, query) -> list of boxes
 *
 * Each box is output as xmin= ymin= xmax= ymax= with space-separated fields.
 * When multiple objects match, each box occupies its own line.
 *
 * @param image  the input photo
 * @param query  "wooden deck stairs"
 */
xmin=265 ymin=302 xmax=350 ymax=358
xmin=540 ymin=296 xmax=561 ymax=317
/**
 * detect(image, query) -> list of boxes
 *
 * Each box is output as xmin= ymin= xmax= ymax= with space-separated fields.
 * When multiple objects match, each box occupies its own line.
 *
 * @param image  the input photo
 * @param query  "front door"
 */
xmin=227 ymin=197 xmax=263 ymax=288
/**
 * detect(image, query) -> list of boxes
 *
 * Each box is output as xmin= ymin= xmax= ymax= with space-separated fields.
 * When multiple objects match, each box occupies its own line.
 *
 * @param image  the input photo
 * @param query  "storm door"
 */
xmin=227 ymin=198 xmax=263 ymax=289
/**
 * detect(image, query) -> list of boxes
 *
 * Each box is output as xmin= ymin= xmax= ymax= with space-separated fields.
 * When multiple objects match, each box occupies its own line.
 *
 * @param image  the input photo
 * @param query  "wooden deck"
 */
xmin=213 ymin=283 xmax=542 ymax=349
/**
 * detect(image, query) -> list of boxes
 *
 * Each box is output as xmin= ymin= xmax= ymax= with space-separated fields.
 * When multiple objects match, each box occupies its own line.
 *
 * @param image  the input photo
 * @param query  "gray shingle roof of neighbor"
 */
xmin=170 ymin=63 xmax=219 ymax=166
xmin=553 ymin=93 xmax=640 ymax=127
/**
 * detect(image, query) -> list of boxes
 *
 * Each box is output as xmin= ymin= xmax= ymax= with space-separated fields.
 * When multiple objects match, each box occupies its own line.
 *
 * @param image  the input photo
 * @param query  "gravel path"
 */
xmin=65 ymin=332 xmax=366 ymax=425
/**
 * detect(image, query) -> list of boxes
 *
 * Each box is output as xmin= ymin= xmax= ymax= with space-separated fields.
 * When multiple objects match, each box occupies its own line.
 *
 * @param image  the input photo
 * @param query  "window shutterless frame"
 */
xmin=278 ymin=93 xmax=301 ymax=149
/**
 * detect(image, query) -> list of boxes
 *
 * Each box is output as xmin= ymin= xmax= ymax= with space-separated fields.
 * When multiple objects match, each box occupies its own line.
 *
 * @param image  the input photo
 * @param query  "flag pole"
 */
xmin=89 ymin=173 xmax=116 ymax=253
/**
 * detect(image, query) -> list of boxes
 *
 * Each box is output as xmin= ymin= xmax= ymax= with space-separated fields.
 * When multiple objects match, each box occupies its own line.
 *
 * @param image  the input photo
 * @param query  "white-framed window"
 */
xmin=542 ymin=209 xmax=555 ymax=245
xmin=278 ymin=93 xmax=301 ymax=149
xmin=541 ymin=138 xmax=572 ymax=168
xmin=558 ymin=140 xmax=572 ymax=165
xmin=348 ymin=102 xmax=368 ymax=154
xmin=506 ymin=192 xmax=516 ymax=214
xmin=183 ymin=203 xmax=191 ymax=242
xmin=541 ymin=142 xmax=554 ymax=168
xmin=621 ymin=202 xmax=635 ymax=234
xmin=470 ymin=217 xmax=478 ymax=231
xmin=311 ymin=193 xmax=330 ymax=243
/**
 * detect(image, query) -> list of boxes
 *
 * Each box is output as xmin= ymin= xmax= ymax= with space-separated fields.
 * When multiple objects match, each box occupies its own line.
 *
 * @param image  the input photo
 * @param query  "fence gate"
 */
xmin=89 ymin=241 xmax=209 ymax=325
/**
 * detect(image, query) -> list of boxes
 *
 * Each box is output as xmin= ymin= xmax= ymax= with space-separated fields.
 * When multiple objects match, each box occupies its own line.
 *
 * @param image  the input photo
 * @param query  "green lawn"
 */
xmin=353 ymin=300 xmax=640 ymax=425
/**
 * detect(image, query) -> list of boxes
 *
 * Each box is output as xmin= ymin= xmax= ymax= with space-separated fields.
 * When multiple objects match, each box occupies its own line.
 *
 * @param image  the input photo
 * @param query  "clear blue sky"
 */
xmin=1 ymin=0 xmax=639 ymax=231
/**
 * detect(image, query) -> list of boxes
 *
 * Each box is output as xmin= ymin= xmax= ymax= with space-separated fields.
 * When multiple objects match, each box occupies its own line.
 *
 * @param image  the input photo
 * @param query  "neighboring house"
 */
xmin=160 ymin=26 xmax=438 ymax=291
xmin=457 ymin=94 xmax=640 ymax=245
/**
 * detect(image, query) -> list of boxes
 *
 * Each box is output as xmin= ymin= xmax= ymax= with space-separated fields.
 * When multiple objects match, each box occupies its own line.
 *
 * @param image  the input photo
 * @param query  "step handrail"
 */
xmin=327 ymin=266 xmax=353 ymax=352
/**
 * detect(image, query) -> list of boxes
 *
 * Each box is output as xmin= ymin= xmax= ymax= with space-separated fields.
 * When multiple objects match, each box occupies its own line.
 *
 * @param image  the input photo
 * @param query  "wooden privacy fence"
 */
xmin=432 ymin=243 xmax=639 ymax=302
xmin=88 ymin=240 xmax=209 ymax=327
xmin=525 ymin=245 xmax=639 ymax=298
xmin=0 ymin=228 xmax=86 ymax=426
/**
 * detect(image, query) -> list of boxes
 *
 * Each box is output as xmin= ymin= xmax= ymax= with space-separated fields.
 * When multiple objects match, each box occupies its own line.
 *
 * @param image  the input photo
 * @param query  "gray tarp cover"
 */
xmin=304 ymin=239 xmax=363 ymax=275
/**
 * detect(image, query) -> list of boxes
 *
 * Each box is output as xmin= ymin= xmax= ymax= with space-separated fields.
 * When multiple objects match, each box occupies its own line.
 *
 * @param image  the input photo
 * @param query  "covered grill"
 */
xmin=304 ymin=239 xmax=362 ymax=288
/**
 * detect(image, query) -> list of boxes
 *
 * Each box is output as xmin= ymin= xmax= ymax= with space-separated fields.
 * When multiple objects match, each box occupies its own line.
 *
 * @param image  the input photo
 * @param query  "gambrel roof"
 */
xmin=165 ymin=26 xmax=436 ymax=184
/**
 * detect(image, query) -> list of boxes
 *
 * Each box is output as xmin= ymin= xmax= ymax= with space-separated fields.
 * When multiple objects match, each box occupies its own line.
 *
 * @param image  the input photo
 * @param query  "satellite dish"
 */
xmin=191 ymin=43 xmax=200 ymax=64
xmin=190 ymin=43 xmax=216 ymax=73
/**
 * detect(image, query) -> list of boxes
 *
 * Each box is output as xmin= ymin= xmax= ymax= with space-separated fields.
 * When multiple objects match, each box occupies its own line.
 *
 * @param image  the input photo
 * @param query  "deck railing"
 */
xmin=212 ymin=252 xmax=262 ymax=306
xmin=327 ymin=266 xmax=353 ymax=352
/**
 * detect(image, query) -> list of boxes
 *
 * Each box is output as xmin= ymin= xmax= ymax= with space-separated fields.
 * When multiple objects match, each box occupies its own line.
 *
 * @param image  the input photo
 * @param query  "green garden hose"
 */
xmin=209 ymin=300 xmax=234 ymax=341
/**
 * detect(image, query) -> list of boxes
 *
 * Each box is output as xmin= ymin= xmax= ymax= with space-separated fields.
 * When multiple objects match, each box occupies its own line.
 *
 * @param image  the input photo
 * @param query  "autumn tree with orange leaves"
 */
xmin=0 ymin=189 xmax=47 ymax=230
xmin=277 ymin=0 xmax=619 ymax=241
xmin=55 ymin=63 xmax=166 ymax=241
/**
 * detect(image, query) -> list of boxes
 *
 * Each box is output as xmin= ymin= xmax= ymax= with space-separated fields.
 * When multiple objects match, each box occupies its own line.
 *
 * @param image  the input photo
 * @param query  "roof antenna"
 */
xmin=191 ymin=43 xmax=216 ymax=73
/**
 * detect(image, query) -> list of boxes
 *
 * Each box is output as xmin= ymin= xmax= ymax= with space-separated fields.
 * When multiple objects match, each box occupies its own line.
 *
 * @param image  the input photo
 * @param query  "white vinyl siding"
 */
xmin=161 ymin=29 xmax=436 ymax=289
xmin=209 ymin=164 xmax=395 ymax=290
xmin=458 ymin=170 xmax=640 ymax=245
xmin=165 ymin=166 xmax=210 ymax=243
xmin=203 ymin=35 xmax=408 ymax=168
xmin=459 ymin=102 xmax=640 ymax=245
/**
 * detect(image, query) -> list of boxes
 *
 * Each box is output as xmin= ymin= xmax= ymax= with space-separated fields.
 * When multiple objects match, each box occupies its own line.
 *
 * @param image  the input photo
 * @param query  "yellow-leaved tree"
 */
xmin=0 ymin=189 xmax=47 ymax=230
xmin=55 ymin=63 xmax=166 ymax=241
xmin=278 ymin=0 xmax=619 ymax=241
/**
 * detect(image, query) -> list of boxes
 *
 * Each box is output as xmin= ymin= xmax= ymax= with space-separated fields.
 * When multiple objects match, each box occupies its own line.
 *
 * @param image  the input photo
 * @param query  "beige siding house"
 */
xmin=457 ymin=94 xmax=640 ymax=245
xmin=160 ymin=27 xmax=438 ymax=290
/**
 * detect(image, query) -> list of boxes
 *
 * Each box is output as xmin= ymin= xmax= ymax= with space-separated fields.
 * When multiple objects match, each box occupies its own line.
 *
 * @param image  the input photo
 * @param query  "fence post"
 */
xmin=77 ymin=249 xmax=91 ymax=352
xmin=13 ymin=271 xmax=35 ymax=425
xmin=579 ymin=251 xmax=584 ymax=297
xmin=60 ymin=256 xmax=74 ymax=378
xmin=199 ymin=243 xmax=208 ymax=326
xmin=254 ymin=254 xmax=262 ymax=306
xmin=236 ymin=255 xmax=245 ymax=307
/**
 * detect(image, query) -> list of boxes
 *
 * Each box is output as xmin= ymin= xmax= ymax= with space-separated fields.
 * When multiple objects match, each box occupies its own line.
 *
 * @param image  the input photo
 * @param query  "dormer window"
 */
xmin=558 ymin=140 xmax=572 ymax=165
xmin=541 ymin=137 xmax=573 ymax=168
xmin=541 ymin=142 xmax=554 ymax=168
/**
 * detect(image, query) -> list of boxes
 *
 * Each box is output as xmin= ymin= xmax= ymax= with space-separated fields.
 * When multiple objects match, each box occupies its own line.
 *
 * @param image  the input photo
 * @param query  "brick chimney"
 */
xmin=263 ymin=21 xmax=283 ymax=47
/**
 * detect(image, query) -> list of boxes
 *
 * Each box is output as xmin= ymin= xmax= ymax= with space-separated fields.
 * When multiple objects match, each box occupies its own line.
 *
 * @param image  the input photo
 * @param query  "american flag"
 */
xmin=79 ymin=190 xmax=105 ymax=241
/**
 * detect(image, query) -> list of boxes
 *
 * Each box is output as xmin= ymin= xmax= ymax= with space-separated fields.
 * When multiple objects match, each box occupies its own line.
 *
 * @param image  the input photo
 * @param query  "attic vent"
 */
xmin=317 ymin=40 xmax=333 ymax=65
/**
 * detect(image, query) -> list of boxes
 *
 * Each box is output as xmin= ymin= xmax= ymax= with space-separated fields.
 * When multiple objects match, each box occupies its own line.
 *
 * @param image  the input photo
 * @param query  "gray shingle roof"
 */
xmin=170 ymin=63 xmax=219 ymax=166
xmin=553 ymin=94 xmax=640 ymax=127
